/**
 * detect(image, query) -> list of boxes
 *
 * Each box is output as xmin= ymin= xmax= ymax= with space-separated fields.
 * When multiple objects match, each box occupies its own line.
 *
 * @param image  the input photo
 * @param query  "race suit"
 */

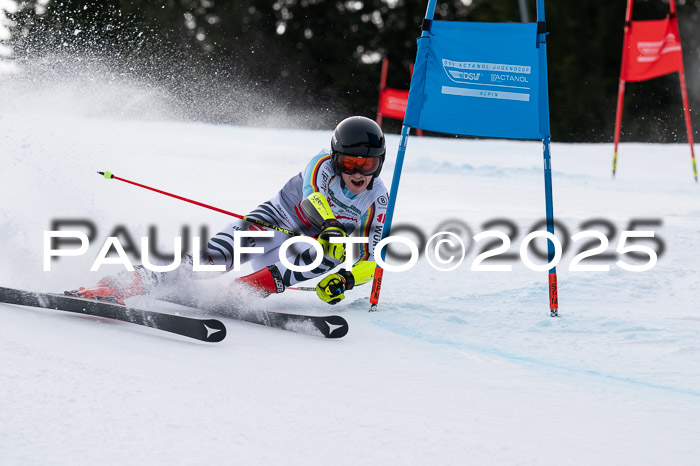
xmin=139 ymin=150 xmax=388 ymax=291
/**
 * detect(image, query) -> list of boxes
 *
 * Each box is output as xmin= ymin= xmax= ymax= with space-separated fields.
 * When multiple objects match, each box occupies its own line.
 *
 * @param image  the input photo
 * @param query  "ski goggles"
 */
xmin=335 ymin=154 xmax=381 ymax=176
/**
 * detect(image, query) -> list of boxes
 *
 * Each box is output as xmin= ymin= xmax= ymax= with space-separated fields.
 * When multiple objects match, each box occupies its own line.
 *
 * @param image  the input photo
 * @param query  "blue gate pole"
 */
xmin=369 ymin=0 xmax=438 ymax=312
xmin=537 ymin=0 xmax=559 ymax=316
xmin=381 ymin=124 xmax=411 ymax=244
xmin=542 ymin=137 xmax=559 ymax=316
xmin=369 ymin=125 xmax=410 ymax=312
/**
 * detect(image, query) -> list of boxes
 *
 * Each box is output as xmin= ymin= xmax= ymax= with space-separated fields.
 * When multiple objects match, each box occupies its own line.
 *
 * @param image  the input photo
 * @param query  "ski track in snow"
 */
xmin=1 ymin=110 xmax=700 ymax=465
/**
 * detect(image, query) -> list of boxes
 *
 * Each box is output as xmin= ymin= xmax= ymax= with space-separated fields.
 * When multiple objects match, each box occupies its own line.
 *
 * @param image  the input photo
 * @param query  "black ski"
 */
xmin=0 ymin=286 xmax=226 ymax=343
xmin=160 ymin=295 xmax=348 ymax=339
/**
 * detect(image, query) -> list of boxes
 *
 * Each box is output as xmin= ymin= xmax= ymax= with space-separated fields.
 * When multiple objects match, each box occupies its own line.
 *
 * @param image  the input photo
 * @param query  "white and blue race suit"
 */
xmin=199 ymin=150 xmax=388 ymax=287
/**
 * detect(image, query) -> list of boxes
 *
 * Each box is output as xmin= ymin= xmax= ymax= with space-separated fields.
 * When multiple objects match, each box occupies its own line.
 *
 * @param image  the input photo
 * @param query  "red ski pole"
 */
xmin=98 ymin=171 xmax=303 ymax=237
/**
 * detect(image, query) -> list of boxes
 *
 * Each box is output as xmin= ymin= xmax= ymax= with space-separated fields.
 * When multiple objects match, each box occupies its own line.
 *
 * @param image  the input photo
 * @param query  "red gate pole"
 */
xmin=678 ymin=69 xmax=697 ymax=182
xmin=377 ymin=58 xmax=389 ymax=126
xmin=613 ymin=0 xmax=635 ymax=178
xmin=670 ymin=0 xmax=698 ymax=182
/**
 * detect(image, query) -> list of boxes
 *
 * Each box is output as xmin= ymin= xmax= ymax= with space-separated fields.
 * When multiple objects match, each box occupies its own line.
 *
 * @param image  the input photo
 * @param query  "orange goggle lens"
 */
xmin=336 ymin=155 xmax=381 ymax=175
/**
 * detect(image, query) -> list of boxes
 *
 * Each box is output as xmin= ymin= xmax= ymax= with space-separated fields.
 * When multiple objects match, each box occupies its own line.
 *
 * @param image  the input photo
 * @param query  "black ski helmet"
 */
xmin=330 ymin=116 xmax=386 ymax=183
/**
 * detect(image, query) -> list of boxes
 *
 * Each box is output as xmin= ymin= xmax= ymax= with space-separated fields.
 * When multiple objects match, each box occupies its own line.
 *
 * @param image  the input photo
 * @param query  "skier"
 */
xmin=72 ymin=116 xmax=389 ymax=305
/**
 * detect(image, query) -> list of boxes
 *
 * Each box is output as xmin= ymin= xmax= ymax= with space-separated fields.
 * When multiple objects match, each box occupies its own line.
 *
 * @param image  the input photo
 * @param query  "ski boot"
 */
xmin=234 ymin=265 xmax=285 ymax=297
xmin=66 ymin=268 xmax=149 ymax=305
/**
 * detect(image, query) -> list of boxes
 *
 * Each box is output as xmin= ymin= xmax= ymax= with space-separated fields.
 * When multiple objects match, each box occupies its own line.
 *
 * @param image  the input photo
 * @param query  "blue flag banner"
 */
xmin=405 ymin=21 xmax=550 ymax=140
xmin=373 ymin=1 xmax=559 ymax=316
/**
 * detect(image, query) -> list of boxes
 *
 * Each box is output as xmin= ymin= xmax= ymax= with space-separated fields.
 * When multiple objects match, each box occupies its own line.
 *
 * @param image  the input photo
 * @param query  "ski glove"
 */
xmin=316 ymin=270 xmax=355 ymax=305
xmin=317 ymin=220 xmax=347 ymax=261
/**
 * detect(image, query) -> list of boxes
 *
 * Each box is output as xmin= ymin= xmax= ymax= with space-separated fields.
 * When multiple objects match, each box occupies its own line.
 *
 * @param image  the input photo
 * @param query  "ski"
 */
xmin=159 ymin=295 xmax=348 ymax=339
xmin=0 ymin=286 xmax=226 ymax=343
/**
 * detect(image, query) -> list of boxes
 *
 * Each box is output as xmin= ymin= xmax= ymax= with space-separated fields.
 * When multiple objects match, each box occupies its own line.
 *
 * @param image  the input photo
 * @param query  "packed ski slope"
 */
xmin=2 ymin=85 xmax=700 ymax=465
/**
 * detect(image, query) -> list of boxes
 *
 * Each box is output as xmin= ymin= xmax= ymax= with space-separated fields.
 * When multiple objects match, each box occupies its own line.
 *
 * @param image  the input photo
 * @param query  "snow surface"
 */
xmin=2 ymin=76 xmax=700 ymax=466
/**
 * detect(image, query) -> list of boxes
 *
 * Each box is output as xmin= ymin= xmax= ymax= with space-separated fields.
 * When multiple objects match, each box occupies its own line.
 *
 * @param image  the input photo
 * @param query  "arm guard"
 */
xmin=301 ymin=192 xmax=341 ymax=231
xmin=338 ymin=260 xmax=376 ymax=290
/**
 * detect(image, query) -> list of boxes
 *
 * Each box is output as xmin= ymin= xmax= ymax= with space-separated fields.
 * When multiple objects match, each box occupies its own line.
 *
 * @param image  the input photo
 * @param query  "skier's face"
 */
xmin=341 ymin=172 xmax=373 ymax=195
